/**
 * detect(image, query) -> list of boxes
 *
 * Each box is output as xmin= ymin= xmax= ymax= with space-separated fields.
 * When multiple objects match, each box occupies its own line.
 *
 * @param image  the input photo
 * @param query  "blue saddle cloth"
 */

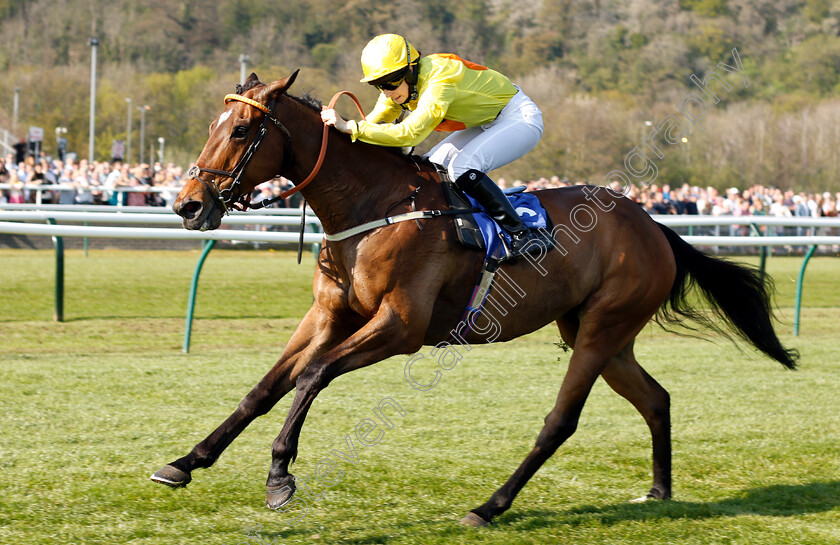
xmin=465 ymin=187 xmax=549 ymax=259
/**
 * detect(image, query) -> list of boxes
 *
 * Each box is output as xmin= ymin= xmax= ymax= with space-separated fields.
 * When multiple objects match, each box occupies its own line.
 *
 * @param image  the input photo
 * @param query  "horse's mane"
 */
xmin=237 ymin=79 xmax=325 ymax=112
xmin=288 ymin=91 xmax=324 ymax=113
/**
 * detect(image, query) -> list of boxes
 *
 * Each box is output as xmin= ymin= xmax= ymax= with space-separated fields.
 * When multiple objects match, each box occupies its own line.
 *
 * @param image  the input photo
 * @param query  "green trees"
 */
xmin=2 ymin=0 xmax=839 ymax=190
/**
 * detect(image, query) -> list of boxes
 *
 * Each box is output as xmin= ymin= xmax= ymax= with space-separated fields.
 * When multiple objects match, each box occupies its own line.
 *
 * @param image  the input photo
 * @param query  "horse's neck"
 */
xmin=286 ymin=105 xmax=417 ymax=234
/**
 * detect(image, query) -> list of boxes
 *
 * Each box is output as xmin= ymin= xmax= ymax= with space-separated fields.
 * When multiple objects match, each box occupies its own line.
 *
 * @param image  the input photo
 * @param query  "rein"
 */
xmin=190 ymin=87 xmax=478 ymax=243
xmin=189 ymin=90 xmax=367 ymax=213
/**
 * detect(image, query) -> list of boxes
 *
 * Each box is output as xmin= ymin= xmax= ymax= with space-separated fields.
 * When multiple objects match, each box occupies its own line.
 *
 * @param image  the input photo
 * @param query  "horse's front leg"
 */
xmin=151 ymin=303 xmax=351 ymax=488
xmin=265 ymin=304 xmax=424 ymax=509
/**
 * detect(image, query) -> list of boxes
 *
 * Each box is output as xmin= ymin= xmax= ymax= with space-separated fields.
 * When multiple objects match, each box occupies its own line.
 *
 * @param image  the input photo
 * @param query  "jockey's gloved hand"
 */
xmin=321 ymin=108 xmax=352 ymax=134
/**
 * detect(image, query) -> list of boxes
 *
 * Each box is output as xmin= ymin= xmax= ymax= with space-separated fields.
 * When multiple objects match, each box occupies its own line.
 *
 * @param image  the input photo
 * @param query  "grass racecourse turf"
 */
xmin=0 ymin=248 xmax=838 ymax=545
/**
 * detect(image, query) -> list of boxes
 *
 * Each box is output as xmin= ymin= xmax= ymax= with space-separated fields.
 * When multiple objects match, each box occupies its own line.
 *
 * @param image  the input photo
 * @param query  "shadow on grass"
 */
xmin=500 ymin=481 xmax=840 ymax=530
xmin=255 ymin=515 xmax=446 ymax=545
xmin=253 ymin=482 xmax=840 ymax=543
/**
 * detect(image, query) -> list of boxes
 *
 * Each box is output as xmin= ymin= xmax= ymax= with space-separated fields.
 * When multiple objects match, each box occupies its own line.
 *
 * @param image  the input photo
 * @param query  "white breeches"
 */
xmin=424 ymin=88 xmax=544 ymax=181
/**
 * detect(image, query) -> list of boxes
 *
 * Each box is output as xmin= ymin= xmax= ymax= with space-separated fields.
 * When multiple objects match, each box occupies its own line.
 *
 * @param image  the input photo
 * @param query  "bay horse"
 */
xmin=155 ymin=71 xmax=798 ymax=526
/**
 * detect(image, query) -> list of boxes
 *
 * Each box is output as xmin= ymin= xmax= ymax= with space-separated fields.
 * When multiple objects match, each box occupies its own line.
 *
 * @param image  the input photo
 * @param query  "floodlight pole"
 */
xmin=239 ymin=54 xmax=250 ymax=84
xmin=138 ymin=105 xmax=149 ymax=164
xmin=89 ymin=38 xmax=99 ymax=162
xmin=125 ymin=98 xmax=133 ymax=164
xmin=13 ymin=87 xmax=20 ymax=139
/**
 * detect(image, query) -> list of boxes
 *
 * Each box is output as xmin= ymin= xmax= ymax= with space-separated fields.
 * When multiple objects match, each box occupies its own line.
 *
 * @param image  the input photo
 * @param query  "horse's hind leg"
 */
xmin=462 ymin=315 xmax=643 ymax=526
xmin=461 ymin=349 xmax=604 ymax=526
xmin=543 ymin=321 xmax=671 ymax=501
xmin=600 ymin=340 xmax=671 ymax=501
xmin=461 ymin=292 xmax=671 ymax=527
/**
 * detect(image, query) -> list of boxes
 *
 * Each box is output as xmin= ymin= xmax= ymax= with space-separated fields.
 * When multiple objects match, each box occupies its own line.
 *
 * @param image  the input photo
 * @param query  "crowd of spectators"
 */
xmin=0 ymin=153 xmax=183 ymax=207
xmin=3 ymin=152 xmax=839 ymax=222
xmin=0 ymin=153 xmax=304 ymax=209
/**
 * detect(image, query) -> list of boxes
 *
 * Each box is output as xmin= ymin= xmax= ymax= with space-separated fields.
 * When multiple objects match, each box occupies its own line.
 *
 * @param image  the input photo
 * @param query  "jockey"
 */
xmin=321 ymin=33 xmax=545 ymax=259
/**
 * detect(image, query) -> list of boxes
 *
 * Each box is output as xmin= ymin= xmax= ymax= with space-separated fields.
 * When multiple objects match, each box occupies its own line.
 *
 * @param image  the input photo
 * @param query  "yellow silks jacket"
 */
xmin=347 ymin=54 xmax=518 ymax=147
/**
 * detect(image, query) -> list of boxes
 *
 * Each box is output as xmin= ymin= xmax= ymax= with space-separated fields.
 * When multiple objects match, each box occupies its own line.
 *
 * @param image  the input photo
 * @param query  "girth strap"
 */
xmin=324 ymin=209 xmax=477 ymax=241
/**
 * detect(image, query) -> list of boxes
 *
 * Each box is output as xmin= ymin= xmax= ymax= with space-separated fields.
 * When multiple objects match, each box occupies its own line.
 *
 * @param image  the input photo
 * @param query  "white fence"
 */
xmin=4 ymin=206 xmax=839 ymax=252
xmin=0 ymin=203 xmax=321 ymax=245
xmin=3 ymin=204 xmax=840 ymax=243
xmin=658 ymin=216 xmax=840 ymax=247
xmin=0 ymin=210 xmax=323 ymax=243
xmin=0 ymin=205 xmax=837 ymax=344
xmin=0 ymin=204 xmax=325 ymax=352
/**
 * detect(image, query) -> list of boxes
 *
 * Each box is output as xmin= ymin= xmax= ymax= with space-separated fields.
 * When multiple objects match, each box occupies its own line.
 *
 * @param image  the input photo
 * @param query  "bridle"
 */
xmin=188 ymin=90 xmax=365 ymax=214
xmin=188 ymin=94 xmax=293 ymax=213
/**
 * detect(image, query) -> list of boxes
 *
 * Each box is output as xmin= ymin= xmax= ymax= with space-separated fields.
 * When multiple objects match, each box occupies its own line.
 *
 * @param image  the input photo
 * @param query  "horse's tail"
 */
xmin=656 ymin=223 xmax=799 ymax=370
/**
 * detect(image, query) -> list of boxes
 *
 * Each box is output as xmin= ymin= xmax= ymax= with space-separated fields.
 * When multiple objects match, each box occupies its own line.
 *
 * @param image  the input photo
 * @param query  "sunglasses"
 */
xmin=373 ymin=76 xmax=404 ymax=92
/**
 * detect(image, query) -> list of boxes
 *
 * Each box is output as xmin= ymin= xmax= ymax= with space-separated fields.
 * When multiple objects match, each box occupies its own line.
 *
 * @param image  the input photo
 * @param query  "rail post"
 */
xmin=182 ymin=239 xmax=216 ymax=353
xmin=793 ymin=245 xmax=817 ymax=337
xmin=310 ymin=215 xmax=321 ymax=261
xmin=47 ymin=218 xmax=64 ymax=322
xmin=750 ymin=223 xmax=768 ymax=280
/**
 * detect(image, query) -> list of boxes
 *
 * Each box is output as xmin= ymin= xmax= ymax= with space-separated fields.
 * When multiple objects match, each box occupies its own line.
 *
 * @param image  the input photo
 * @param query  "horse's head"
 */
xmin=173 ymin=71 xmax=300 ymax=230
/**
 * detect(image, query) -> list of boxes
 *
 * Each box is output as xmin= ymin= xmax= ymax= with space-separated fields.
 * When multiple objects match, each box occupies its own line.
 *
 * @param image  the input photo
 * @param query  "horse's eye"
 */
xmin=232 ymin=125 xmax=248 ymax=138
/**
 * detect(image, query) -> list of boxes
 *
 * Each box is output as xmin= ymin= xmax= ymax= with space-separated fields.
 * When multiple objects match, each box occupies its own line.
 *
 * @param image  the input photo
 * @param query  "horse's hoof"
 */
xmin=630 ymin=488 xmax=670 ymax=503
xmin=630 ymin=493 xmax=667 ymax=503
xmin=266 ymin=481 xmax=296 ymax=510
xmin=150 ymin=464 xmax=192 ymax=488
xmin=459 ymin=512 xmax=491 ymax=527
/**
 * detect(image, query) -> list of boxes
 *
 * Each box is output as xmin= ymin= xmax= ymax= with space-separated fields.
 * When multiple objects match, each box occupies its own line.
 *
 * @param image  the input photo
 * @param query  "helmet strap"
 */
xmin=406 ymin=62 xmax=420 ymax=104
xmin=403 ymin=38 xmax=420 ymax=104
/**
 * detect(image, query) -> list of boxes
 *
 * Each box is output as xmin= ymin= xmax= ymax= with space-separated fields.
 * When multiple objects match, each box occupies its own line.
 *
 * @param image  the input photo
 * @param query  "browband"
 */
xmin=224 ymin=94 xmax=271 ymax=114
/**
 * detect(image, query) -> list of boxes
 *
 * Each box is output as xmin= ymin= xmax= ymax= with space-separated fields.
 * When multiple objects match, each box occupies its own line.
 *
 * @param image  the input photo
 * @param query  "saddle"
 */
xmin=417 ymin=162 xmax=549 ymax=256
xmin=412 ymin=161 xmax=485 ymax=250
xmin=441 ymin=179 xmax=486 ymax=251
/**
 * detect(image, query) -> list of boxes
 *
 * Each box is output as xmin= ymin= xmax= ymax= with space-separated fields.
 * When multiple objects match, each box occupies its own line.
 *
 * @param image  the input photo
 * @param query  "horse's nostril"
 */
xmin=180 ymin=200 xmax=203 ymax=219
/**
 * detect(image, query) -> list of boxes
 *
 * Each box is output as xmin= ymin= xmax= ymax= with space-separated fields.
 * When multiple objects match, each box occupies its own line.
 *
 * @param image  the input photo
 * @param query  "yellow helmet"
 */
xmin=359 ymin=34 xmax=420 ymax=84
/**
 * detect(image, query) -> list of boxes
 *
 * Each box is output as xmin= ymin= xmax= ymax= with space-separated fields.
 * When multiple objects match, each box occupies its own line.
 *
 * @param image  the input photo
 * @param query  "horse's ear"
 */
xmin=236 ymin=73 xmax=261 ymax=94
xmin=266 ymin=69 xmax=300 ymax=99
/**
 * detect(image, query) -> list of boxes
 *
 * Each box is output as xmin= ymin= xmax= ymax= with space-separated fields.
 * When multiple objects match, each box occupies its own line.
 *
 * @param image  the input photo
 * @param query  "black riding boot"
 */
xmin=455 ymin=169 xmax=545 ymax=260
